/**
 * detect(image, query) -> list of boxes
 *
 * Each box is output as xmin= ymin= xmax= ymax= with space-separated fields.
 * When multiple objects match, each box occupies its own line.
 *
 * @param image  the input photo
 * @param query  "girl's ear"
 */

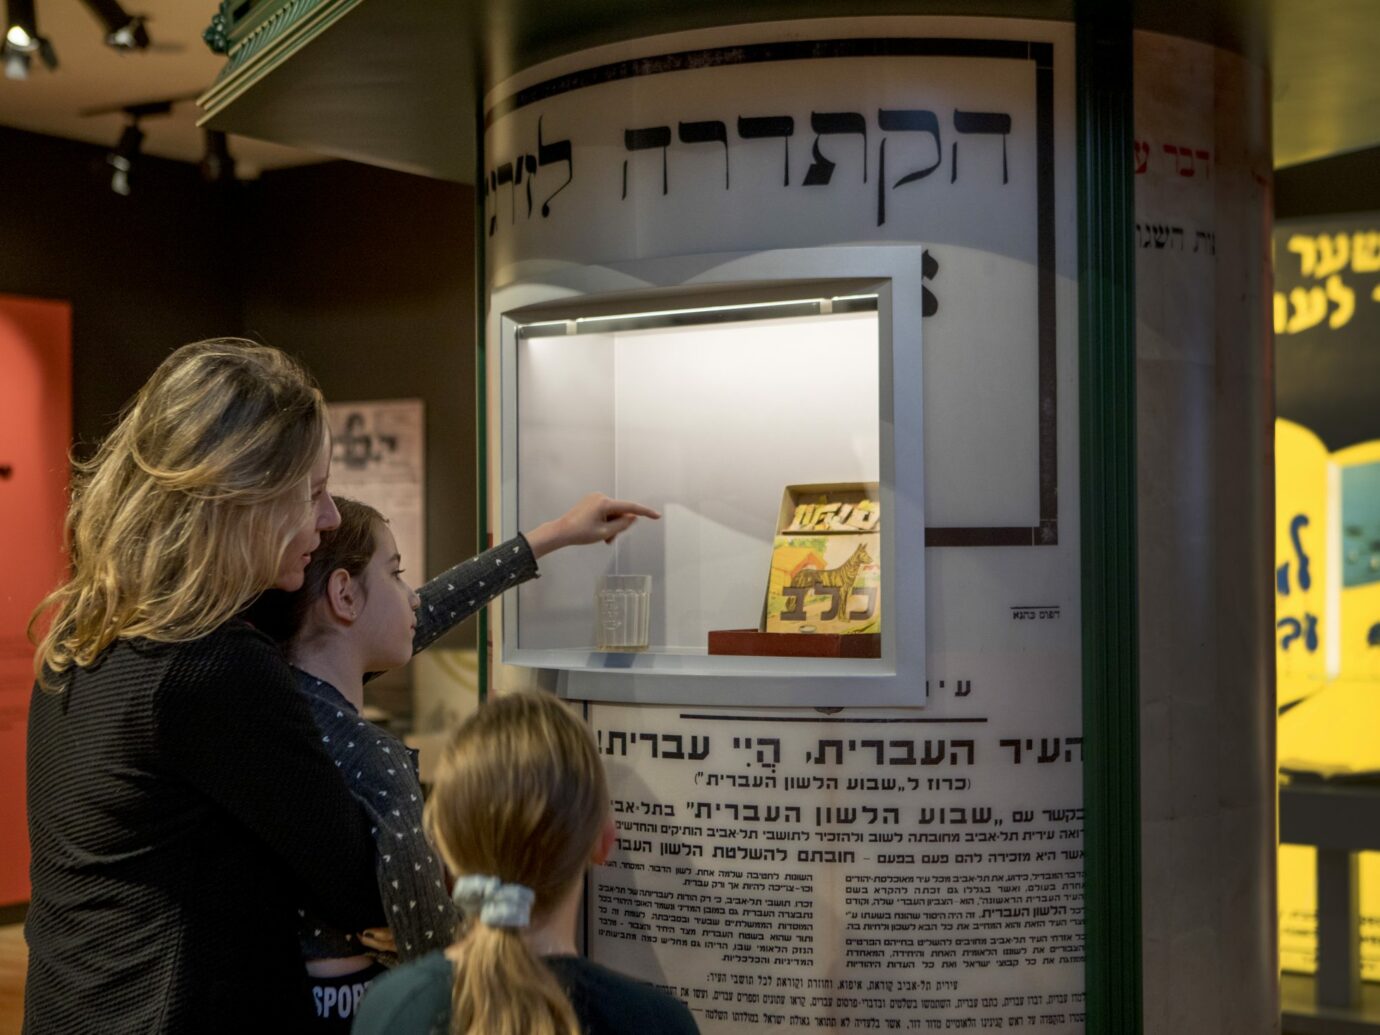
xmin=325 ymin=568 xmax=360 ymax=622
xmin=591 ymin=815 xmax=617 ymax=866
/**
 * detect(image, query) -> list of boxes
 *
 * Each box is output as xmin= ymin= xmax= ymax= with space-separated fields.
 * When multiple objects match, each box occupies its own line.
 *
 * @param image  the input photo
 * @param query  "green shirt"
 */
xmin=353 ymin=950 xmax=700 ymax=1035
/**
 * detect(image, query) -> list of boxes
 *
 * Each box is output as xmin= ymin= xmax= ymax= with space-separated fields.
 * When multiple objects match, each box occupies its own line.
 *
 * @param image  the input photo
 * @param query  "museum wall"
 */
xmin=0 ymin=130 xmax=482 ymax=904
xmin=0 ymin=125 xmax=243 ymax=451
xmin=235 ymin=160 xmax=481 ymax=652
xmin=0 ymin=133 xmax=482 ymax=854
xmin=0 ymin=129 xmax=481 ymax=646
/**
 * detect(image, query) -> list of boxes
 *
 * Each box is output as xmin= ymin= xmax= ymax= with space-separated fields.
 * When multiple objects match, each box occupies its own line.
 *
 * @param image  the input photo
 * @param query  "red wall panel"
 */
xmin=0 ymin=295 xmax=71 ymax=906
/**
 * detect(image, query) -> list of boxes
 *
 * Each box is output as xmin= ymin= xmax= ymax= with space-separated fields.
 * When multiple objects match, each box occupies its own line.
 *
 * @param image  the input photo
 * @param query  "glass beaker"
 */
xmin=595 ymin=574 xmax=651 ymax=651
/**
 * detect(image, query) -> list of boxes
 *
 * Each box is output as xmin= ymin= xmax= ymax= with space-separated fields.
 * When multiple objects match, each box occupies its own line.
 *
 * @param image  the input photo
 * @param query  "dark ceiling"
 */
xmin=201 ymin=0 xmax=1380 ymax=181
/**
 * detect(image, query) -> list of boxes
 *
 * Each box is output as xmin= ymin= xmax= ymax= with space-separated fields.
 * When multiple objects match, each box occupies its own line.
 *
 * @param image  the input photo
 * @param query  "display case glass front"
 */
xmin=492 ymin=250 xmax=928 ymax=705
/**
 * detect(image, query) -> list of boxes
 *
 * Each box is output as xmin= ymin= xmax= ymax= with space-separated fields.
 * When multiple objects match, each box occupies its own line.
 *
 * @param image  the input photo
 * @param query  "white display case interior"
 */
xmin=492 ymin=249 xmax=928 ymax=705
xmin=517 ymin=302 xmax=879 ymax=653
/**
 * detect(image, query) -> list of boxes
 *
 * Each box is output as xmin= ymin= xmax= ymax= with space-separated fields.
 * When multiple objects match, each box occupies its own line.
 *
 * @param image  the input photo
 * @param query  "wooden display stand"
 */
xmin=708 ymin=628 xmax=881 ymax=658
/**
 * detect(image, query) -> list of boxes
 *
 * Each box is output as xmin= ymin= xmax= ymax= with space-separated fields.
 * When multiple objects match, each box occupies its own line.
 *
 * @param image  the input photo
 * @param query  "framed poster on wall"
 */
xmin=325 ymin=400 xmax=426 ymax=581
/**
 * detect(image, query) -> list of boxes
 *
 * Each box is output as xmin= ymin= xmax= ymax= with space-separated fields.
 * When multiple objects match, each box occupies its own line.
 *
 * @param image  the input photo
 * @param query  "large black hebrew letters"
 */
xmin=737 ymin=115 xmax=795 ymax=186
xmin=951 ymin=110 xmax=1012 ymax=184
xmin=483 ymin=104 xmax=1016 ymax=237
xmin=802 ymin=111 xmax=869 ymax=186
xmin=876 ymin=109 xmax=941 ymax=227
xmin=679 ymin=120 xmax=731 ymax=189
xmin=922 ymin=250 xmax=939 ymax=318
xmin=537 ymin=116 xmax=573 ymax=217
xmin=623 ymin=126 xmax=673 ymax=198
xmin=487 ymin=161 xmax=512 ymax=237
xmin=483 ymin=116 xmax=575 ymax=235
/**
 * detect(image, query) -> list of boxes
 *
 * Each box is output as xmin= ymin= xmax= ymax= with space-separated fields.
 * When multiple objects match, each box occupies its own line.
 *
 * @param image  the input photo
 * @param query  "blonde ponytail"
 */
xmin=424 ymin=692 xmax=610 ymax=1035
xmin=449 ymin=925 xmax=579 ymax=1035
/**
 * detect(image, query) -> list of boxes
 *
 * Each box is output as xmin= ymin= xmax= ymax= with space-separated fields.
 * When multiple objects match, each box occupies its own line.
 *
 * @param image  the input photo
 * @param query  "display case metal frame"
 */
xmin=488 ymin=245 xmax=927 ymax=707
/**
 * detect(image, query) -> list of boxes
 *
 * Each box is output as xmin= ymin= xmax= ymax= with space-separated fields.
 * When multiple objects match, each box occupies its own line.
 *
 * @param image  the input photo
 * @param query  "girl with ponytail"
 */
xmin=353 ymin=691 xmax=700 ymax=1035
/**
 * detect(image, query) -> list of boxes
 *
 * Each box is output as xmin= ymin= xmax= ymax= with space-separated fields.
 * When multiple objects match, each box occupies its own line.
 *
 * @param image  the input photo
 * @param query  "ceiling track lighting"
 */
xmin=108 ymin=122 xmax=143 ymax=196
xmin=3 ymin=0 xmax=57 ymax=80
xmin=106 ymin=15 xmax=148 ymax=51
xmin=5 ymin=0 xmax=165 ymax=76
xmin=3 ymin=0 xmax=32 ymax=47
xmin=81 ymin=0 xmax=148 ymax=51
xmin=105 ymin=99 xmax=170 ymax=197
xmin=199 ymin=129 xmax=236 ymax=186
xmin=80 ymin=94 xmax=222 ymax=198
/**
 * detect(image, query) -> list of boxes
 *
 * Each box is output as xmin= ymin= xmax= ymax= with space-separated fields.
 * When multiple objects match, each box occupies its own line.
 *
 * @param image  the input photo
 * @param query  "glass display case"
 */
xmin=490 ymin=248 xmax=928 ymax=705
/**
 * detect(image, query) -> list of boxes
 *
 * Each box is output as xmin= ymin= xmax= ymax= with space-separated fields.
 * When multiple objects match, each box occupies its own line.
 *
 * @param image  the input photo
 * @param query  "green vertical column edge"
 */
xmin=1076 ymin=7 xmax=1142 ymax=1033
xmin=475 ymin=87 xmax=490 ymax=704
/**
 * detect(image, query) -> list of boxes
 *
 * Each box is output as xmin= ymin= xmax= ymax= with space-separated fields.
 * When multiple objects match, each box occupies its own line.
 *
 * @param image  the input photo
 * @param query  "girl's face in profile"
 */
xmin=353 ymin=523 xmax=421 ymax=672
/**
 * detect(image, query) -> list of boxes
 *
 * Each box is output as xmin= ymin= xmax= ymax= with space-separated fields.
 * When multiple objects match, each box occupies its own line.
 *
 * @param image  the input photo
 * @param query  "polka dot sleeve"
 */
xmin=409 ymin=534 xmax=540 ymax=655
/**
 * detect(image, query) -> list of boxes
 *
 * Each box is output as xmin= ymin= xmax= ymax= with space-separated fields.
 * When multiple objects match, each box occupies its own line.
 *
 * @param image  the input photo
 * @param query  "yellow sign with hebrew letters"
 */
xmin=1276 ymin=420 xmax=1380 ymax=980
xmin=1275 ymin=420 xmax=1328 ymax=704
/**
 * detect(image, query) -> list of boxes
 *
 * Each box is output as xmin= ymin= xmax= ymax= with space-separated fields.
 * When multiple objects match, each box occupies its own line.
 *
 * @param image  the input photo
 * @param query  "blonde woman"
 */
xmin=352 ymin=691 xmax=700 ymax=1035
xmin=24 ymin=339 xmax=364 ymax=1035
xmin=23 ymin=340 xmax=653 ymax=1035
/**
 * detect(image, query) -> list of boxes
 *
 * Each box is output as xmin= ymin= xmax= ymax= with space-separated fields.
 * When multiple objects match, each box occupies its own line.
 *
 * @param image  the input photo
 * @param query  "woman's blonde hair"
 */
xmin=30 ymin=338 xmax=326 ymax=687
xmin=424 ymin=691 xmax=610 ymax=1035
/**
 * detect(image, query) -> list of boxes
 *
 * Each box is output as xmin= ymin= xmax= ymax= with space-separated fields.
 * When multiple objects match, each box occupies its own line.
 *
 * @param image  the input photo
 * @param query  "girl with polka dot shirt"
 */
xmin=257 ymin=494 xmax=656 ymax=1030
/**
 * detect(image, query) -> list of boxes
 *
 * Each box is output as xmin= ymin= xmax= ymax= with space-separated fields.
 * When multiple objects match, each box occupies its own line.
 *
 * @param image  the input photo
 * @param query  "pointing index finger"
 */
xmin=603 ymin=499 xmax=661 ymax=521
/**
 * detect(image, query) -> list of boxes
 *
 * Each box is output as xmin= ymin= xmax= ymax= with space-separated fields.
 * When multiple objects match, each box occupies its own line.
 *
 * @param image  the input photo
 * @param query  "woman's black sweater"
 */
xmin=23 ymin=620 xmax=383 ymax=1033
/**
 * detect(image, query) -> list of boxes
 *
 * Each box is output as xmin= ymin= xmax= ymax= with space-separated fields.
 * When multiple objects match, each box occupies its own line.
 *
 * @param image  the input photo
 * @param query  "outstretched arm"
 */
xmin=410 ymin=535 xmax=537 ymax=654
xmin=523 ymin=492 xmax=661 ymax=557
xmin=408 ymin=493 xmax=660 ymax=656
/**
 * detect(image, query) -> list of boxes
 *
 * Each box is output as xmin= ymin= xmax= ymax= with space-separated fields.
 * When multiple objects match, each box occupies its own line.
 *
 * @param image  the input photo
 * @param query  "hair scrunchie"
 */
xmin=452 ymin=874 xmax=535 ymax=929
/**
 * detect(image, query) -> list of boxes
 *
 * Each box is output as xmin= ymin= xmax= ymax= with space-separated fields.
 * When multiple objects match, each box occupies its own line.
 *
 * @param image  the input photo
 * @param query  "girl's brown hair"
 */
xmin=30 ymin=339 xmax=325 ymax=687
xmin=424 ymin=691 xmax=609 ymax=1035
xmin=249 ymin=496 xmax=384 ymax=650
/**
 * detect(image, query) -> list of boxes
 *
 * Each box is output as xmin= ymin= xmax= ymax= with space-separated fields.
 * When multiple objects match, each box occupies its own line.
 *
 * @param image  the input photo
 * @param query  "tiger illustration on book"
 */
xmin=788 ymin=542 xmax=873 ymax=610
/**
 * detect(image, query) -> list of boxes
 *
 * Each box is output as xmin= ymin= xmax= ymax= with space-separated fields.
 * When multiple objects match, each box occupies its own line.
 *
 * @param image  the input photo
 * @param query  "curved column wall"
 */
xmin=1132 ymin=28 xmax=1276 ymax=1035
xmin=476 ymin=13 xmax=1276 ymax=1033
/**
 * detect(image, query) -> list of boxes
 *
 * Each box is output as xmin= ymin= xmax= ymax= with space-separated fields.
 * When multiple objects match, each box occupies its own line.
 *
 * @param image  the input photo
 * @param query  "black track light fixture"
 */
xmin=4 ymin=0 xmax=33 ymax=46
xmin=81 ymin=0 xmax=148 ymax=51
xmin=199 ymin=129 xmax=236 ymax=186
xmin=106 ymin=14 xmax=148 ymax=51
xmin=4 ymin=0 xmax=57 ymax=80
xmin=1 ymin=43 xmax=23 ymax=79
xmin=104 ymin=100 xmax=170 ymax=197
xmin=108 ymin=122 xmax=143 ymax=196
